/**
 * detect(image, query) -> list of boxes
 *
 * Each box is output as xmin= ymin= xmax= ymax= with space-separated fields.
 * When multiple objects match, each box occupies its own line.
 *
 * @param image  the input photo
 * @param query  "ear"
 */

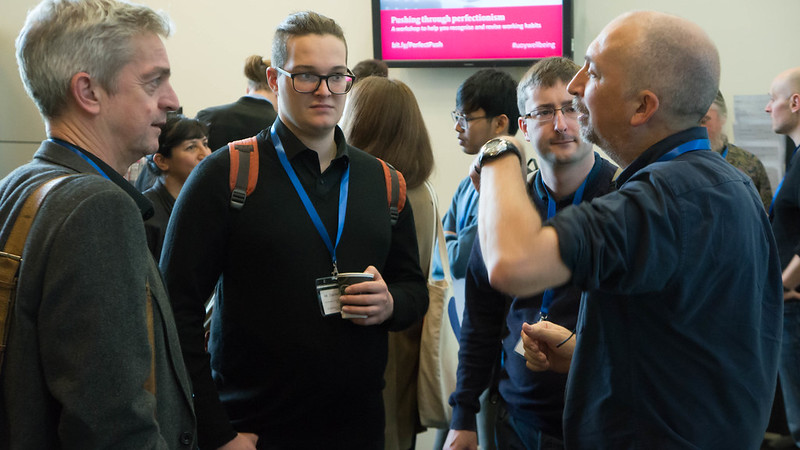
xmin=630 ymin=90 xmax=659 ymax=127
xmin=267 ymin=67 xmax=280 ymax=94
xmin=70 ymin=72 xmax=101 ymax=115
xmin=493 ymin=114 xmax=510 ymax=135
xmin=153 ymin=153 xmax=170 ymax=172
xmin=790 ymin=93 xmax=800 ymax=113
xmin=518 ymin=116 xmax=532 ymax=142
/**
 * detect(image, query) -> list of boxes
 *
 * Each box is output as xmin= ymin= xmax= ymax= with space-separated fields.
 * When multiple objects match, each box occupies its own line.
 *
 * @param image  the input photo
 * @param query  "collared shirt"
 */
xmin=549 ymin=127 xmax=782 ymax=449
xmin=59 ymin=141 xmax=155 ymax=220
xmin=273 ymin=119 xmax=351 ymax=244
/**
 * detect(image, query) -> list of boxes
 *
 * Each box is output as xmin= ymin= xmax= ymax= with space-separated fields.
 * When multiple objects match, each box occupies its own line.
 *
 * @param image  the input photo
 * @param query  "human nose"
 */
xmin=161 ymin=81 xmax=180 ymax=111
xmin=567 ymin=67 xmax=587 ymax=97
xmin=553 ymin=109 xmax=568 ymax=132
xmin=765 ymin=101 xmax=772 ymax=114
xmin=313 ymin=77 xmax=332 ymax=96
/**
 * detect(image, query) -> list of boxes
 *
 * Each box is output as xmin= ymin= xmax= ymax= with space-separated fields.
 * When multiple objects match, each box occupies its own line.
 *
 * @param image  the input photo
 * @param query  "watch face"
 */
xmin=482 ymin=138 xmax=508 ymax=156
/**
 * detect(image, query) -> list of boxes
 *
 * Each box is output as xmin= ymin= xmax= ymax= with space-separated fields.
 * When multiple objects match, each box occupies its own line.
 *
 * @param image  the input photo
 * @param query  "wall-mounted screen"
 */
xmin=372 ymin=0 xmax=572 ymax=67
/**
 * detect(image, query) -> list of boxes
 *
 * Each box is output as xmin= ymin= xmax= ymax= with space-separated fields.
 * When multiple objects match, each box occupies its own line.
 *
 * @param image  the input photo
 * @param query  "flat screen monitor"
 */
xmin=372 ymin=0 xmax=573 ymax=67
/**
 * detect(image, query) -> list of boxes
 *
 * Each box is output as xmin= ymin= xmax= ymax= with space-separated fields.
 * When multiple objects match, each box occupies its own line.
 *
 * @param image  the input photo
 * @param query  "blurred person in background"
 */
xmin=197 ymin=54 xmax=278 ymax=151
xmin=143 ymin=112 xmax=211 ymax=262
xmin=343 ymin=75 xmax=436 ymax=450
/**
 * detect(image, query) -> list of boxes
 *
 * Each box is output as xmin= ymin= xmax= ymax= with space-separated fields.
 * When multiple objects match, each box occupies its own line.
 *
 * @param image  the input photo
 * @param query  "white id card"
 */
xmin=514 ymin=337 xmax=525 ymax=356
xmin=316 ymin=276 xmax=341 ymax=316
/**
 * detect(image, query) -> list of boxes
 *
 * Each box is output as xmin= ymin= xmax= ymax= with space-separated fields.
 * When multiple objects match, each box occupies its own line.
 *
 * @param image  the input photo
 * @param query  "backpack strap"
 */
xmin=0 ymin=174 xmax=72 ymax=373
xmin=228 ymin=136 xmax=259 ymax=209
xmin=378 ymin=159 xmax=406 ymax=226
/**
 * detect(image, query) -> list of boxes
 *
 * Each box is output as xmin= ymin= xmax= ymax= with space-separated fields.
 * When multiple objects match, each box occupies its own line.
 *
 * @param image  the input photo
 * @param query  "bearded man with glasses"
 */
xmin=161 ymin=10 xmax=427 ymax=450
xmin=446 ymin=57 xmax=618 ymax=450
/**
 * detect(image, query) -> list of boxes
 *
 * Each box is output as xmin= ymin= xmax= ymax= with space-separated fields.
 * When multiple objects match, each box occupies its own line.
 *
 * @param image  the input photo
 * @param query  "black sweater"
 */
xmin=161 ymin=120 xmax=428 ymax=449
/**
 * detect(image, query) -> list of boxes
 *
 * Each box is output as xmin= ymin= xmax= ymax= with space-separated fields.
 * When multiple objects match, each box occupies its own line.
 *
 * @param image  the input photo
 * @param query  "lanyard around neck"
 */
xmin=538 ymin=165 xmax=594 ymax=321
xmin=49 ymin=138 xmax=111 ymax=180
xmin=271 ymin=128 xmax=349 ymax=275
xmin=656 ymin=138 xmax=710 ymax=163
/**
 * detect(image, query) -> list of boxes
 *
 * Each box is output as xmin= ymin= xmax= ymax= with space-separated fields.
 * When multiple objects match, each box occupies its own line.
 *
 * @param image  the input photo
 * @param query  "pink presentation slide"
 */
xmin=381 ymin=5 xmax=563 ymax=61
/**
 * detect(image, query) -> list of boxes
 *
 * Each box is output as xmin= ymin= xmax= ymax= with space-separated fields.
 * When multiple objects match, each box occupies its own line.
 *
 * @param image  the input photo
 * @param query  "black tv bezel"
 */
xmin=370 ymin=0 xmax=573 ymax=68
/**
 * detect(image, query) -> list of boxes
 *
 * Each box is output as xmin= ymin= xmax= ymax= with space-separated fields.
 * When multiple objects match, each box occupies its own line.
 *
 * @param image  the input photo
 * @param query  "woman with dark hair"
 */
xmin=143 ymin=113 xmax=211 ymax=261
xmin=342 ymin=76 xmax=437 ymax=450
xmin=196 ymin=54 xmax=278 ymax=151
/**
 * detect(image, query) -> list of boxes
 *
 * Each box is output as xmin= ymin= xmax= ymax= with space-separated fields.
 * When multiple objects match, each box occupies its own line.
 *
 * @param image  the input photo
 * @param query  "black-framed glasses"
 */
xmin=274 ymin=67 xmax=355 ymax=94
xmin=522 ymin=104 xmax=579 ymax=123
xmin=451 ymin=111 xmax=491 ymax=130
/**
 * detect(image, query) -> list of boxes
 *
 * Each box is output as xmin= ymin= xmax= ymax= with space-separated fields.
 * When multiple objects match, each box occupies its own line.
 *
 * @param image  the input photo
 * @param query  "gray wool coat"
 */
xmin=0 ymin=140 xmax=196 ymax=449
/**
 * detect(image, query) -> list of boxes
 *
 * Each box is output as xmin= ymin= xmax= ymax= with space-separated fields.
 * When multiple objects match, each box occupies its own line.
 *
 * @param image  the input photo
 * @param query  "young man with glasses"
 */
xmin=431 ymin=67 xmax=518 ymax=450
xmin=161 ymin=11 xmax=427 ymax=450
xmin=445 ymin=57 xmax=617 ymax=450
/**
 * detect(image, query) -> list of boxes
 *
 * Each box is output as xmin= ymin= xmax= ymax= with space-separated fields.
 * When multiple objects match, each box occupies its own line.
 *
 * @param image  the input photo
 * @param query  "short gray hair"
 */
xmin=271 ymin=11 xmax=347 ymax=70
xmin=623 ymin=12 xmax=720 ymax=127
xmin=16 ymin=0 xmax=171 ymax=119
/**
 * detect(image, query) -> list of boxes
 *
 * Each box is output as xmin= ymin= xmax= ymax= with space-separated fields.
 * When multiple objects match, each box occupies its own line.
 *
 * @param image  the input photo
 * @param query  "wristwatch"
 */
xmin=476 ymin=137 xmax=522 ymax=173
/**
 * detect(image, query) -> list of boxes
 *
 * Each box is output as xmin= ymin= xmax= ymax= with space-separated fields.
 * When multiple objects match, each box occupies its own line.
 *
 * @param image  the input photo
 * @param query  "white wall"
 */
xmin=3 ymin=0 xmax=800 ymax=207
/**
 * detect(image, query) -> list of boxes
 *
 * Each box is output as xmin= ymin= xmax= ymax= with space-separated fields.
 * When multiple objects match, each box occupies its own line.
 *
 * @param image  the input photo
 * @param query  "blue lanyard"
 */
xmin=770 ymin=144 xmax=800 ymax=217
xmin=538 ymin=169 xmax=592 ymax=321
xmin=271 ymin=128 xmax=349 ymax=275
xmin=49 ymin=138 xmax=111 ymax=180
xmin=721 ymin=146 xmax=729 ymax=159
xmin=656 ymin=138 xmax=710 ymax=163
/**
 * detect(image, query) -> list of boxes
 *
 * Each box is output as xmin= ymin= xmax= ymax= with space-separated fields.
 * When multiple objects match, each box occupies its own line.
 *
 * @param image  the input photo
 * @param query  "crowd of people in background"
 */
xmin=1 ymin=1 xmax=798 ymax=449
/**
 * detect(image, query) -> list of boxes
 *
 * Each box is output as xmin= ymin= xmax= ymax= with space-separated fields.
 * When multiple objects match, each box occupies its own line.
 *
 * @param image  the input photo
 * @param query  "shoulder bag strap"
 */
xmin=0 ymin=174 xmax=73 ymax=372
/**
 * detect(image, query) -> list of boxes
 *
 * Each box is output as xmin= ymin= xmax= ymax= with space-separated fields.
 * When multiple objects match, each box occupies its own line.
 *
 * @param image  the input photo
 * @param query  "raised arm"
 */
xmin=474 ymin=140 xmax=572 ymax=297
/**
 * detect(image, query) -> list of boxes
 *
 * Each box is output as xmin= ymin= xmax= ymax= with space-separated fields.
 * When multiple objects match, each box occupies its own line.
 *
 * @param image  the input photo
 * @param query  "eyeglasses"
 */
xmin=451 ymin=111 xmax=491 ymax=130
xmin=274 ymin=67 xmax=355 ymax=94
xmin=522 ymin=105 xmax=579 ymax=123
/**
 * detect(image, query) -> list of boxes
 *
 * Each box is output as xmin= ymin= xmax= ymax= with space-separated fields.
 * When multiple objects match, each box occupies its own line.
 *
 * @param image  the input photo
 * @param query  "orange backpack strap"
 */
xmin=228 ymin=136 xmax=259 ymax=209
xmin=378 ymin=159 xmax=406 ymax=226
xmin=0 ymin=174 xmax=73 ymax=374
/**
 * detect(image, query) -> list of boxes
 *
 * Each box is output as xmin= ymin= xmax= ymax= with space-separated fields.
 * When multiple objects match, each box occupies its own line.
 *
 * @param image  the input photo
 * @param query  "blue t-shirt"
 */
xmin=550 ymin=127 xmax=782 ymax=448
xmin=432 ymin=176 xmax=479 ymax=281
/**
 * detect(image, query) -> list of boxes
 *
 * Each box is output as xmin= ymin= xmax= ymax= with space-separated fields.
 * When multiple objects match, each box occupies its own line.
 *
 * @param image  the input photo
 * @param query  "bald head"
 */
xmin=767 ymin=67 xmax=800 ymax=142
xmin=772 ymin=68 xmax=800 ymax=98
xmin=607 ymin=11 xmax=720 ymax=128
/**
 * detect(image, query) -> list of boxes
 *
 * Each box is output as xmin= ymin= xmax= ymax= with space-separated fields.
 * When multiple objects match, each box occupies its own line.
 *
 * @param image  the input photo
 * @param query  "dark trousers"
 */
xmin=495 ymin=398 xmax=563 ymax=450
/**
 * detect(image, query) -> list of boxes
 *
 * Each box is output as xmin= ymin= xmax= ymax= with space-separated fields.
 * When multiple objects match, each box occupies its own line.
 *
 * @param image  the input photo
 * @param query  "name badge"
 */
xmin=316 ymin=276 xmax=341 ymax=316
xmin=514 ymin=337 xmax=525 ymax=356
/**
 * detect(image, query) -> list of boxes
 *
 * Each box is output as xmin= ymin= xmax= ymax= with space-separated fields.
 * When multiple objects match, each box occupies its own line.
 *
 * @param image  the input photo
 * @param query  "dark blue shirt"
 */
xmin=450 ymin=153 xmax=618 ymax=438
xmin=770 ymin=144 xmax=800 ymax=269
xmin=550 ymin=127 xmax=782 ymax=448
